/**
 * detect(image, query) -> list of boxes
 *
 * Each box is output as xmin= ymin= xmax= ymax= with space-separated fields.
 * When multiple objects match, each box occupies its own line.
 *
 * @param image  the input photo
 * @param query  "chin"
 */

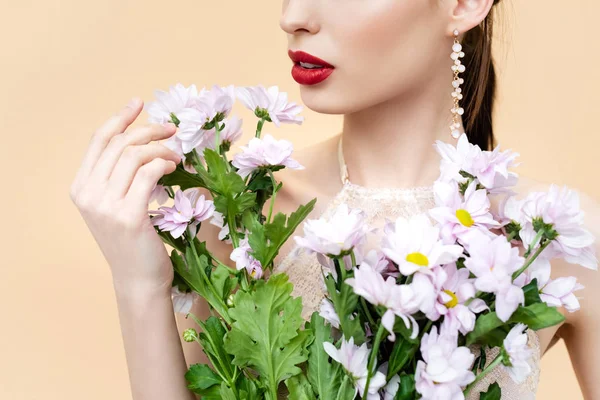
xmin=298 ymin=85 xmax=370 ymax=115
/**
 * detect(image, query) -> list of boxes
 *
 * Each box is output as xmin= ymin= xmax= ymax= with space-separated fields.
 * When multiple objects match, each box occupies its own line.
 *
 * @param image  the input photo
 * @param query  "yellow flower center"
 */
xmin=456 ymin=209 xmax=474 ymax=227
xmin=406 ymin=252 xmax=429 ymax=267
xmin=443 ymin=290 xmax=459 ymax=308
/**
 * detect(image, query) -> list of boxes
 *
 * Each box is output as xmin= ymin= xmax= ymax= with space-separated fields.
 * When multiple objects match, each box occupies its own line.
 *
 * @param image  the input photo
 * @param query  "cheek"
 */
xmin=331 ymin=2 xmax=446 ymax=102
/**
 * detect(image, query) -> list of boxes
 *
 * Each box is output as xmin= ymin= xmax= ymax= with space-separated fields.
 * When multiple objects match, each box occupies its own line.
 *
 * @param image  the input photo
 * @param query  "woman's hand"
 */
xmin=70 ymin=97 xmax=183 ymax=296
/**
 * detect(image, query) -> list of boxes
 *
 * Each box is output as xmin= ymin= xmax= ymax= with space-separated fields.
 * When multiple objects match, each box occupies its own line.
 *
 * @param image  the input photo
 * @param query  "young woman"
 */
xmin=70 ymin=0 xmax=600 ymax=398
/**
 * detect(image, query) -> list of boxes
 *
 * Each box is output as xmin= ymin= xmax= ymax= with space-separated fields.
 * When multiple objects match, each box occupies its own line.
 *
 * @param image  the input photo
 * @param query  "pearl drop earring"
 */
xmin=450 ymin=29 xmax=466 ymax=139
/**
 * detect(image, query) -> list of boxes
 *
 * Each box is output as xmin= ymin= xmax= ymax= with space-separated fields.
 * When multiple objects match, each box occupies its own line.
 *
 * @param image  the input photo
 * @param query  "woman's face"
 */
xmin=280 ymin=0 xmax=453 ymax=115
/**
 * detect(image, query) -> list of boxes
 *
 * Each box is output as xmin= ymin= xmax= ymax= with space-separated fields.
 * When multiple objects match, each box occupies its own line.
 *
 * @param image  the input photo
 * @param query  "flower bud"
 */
xmin=226 ymin=294 xmax=235 ymax=307
xmin=183 ymin=328 xmax=199 ymax=343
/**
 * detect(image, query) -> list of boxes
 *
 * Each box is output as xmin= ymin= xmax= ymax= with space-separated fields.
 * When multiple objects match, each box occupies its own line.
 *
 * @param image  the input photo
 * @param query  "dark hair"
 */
xmin=460 ymin=1 xmax=502 ymax=151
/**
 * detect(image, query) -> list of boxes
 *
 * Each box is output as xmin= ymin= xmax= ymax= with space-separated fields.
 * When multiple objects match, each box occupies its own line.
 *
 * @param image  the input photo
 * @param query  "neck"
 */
xmin=341 ymin=76 xmax=460 ymax=189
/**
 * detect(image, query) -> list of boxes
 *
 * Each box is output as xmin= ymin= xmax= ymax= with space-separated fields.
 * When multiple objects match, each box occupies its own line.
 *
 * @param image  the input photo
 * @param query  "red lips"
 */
xmin=288 ymin=49 xmax=335 ymax=85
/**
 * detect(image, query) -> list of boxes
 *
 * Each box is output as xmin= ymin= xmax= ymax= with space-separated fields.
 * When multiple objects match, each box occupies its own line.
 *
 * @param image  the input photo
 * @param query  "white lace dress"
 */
xmin=273 ymin=138 xmax=540 ymax=399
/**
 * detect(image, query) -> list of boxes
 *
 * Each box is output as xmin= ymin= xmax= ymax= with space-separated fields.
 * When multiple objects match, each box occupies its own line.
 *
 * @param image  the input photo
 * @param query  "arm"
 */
xmin=70 ymin=98 xmax=195 ymax=399
xmin=114 ymin=279 xmax=196 ymax=400
xmin=556 ymin=190 xmax=600 ymax=399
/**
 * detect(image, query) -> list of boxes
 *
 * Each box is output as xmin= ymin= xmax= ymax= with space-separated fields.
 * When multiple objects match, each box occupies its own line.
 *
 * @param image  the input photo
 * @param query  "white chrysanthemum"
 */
xmin=381 ymin=213 xmax=464 ymax=276
xmin=295 ymin=203 xmax=369 ymax=257
xmin=235 ymin=85 xmax=304 ymax=126
xmin=146 ymin=83 xmax=199 ymax=124
xmin=323 ymin=337 xmax=386 ymax=400
xmin=502 ymin=323 xmax=534 ymax=384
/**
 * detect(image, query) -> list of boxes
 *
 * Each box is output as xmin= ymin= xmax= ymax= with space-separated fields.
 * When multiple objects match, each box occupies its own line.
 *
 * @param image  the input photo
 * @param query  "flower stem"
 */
xmin=187 ymin=235 xmax=232 ymax=325
xmin=463 ymin=353 xmax=503 ymax=397
xmin=336 ymin=374 xmax=350 ymax=399
xmin=255 ymin=118 xmax=265 ymax=138
xmin=227 ymin=211 xmax=239 ymax=249
xmin=360 ymin=297 xmax=376 ymax=327
xmin=350 ymin=251 xmax=357 ymax=268
xmin=524 ymin=230 xmax=544 ymax=258
xmin=512 ymin=239 xmax=551 ymax=280
xmin=214 ymin=121 xmax=222 ymax=152
xmin=267 ymin=169 xmax=278 ymax=224
xmin=364 ymin=323 xmax=386 ymax=396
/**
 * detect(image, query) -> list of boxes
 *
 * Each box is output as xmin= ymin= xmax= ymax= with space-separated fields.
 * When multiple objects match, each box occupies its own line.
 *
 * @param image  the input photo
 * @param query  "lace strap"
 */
xmin=337 ymin=135 xmax=350 ymax=185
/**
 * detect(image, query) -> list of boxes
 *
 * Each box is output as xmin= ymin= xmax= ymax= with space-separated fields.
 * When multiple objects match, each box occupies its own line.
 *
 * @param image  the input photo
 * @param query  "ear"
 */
xmin=447 ymin=0 xmax=495 ymax=36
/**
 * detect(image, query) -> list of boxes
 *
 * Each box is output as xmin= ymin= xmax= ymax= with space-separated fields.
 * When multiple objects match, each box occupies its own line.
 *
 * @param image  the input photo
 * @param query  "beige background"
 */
xmin=1 ymin=0 xmax=598 ymax=399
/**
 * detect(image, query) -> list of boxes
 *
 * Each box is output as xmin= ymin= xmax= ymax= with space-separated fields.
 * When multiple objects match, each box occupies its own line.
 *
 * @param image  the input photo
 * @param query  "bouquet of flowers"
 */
xmin=147 ymin=83 xmax=597 ymax=400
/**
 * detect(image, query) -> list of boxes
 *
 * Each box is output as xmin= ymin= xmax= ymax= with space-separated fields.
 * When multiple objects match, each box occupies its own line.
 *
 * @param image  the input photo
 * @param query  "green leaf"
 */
xmin=479 ymin=382 xmax=501 ymax=400
xmin=334 ymin=375 xmax=356 ymax=400
xmin=286 ymin=374 xmax=316 ymax=400
xmin=243 ymin=199 xmax=317 ymax=268
xmin=210 ymin=264 xmax=236 ymax=303
xmin=204 ymin=148 xmax=246 ymax=195
xmin=306 ymin=313 xmax=344 ymax=399
xmin=466 ymin=311 xmax=504 ymax=346
xmin=172 ymin=247 xmax=230 ymax=323
xmin=214 ymin=192 xmax=257 ymax=217
xmin=185 ymin=364 xmax=222 ymax=394
xmin=324 ymin=275 xmax=365 ymax=344
xmin=157 ymin=162 xmax=208 ymax=191
xmin=467 ymin=303 xmax=566 ymax=346
xmin=475 ymin=326 xmax=510 ymax=348
xmin=219 ymin=382 xmax=238 ymax=400
xmin=224 ymin=274 xmax=310 ymax=397
xmin=522 ymin=278 xmax=542 ymax=306
xmin=510 ymin=303 xmax=565 ymax=330
xmin=237 ymin=377 xmax=260 ymax=400
xmin=395 ymin=373 xmax=416 ymax=400
xmin=387 ymin=338 xmax=418 ymax=380
xmin=194 ymin=316 xmax=235 ymax=381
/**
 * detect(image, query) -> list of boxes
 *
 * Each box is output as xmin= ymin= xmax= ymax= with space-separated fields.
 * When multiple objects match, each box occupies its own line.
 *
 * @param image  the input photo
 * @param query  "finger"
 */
xmin=126 ymin=158 xmax=178 ymax=210
xmin=71 ymin=98 xmax=143 ymax=194
xmin=89 ymin=122 xmax=177 ymax=184
xmin=107 ymin=143 xmax=182 ymax=200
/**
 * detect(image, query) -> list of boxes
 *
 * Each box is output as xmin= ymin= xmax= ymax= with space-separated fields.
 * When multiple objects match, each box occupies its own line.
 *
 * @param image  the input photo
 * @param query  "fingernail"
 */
xmin=163 ymin=122 xmax=176 ymax=130
xmin=127 ymin=97 xmax=141 ymax=108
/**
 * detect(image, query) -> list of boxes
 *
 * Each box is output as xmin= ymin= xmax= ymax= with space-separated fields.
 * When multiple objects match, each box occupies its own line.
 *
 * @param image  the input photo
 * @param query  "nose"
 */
xmin=279 ymin=0 xmax=319 ymax=35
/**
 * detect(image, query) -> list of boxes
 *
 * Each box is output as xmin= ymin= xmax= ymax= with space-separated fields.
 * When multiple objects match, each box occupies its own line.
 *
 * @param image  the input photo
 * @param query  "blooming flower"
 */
xmin=346 ymin=262 xmax=433 ymax=340
xmin=323 ymin=337 xmax=387 ymax=399
xmin=434 ymin=133 xmax=519 ymax=192
xmin=162 ymin=134 xmax=198 ymax=173
xmin=502 ymin=323 xmax=534 ymax=384
xmin=429 ymin=264 xmax=488 ymax=335
xmin=229 ymin=238 xmax=263 ymax=279
xmin=540 ymin=276 xmax=584 ymax=313
xmin=429 ymin=180 xmax=501 ymax=245
xmin=295 ymin=203 xmax=370 ymax=257
xmin=356 ymin=249 xmax=398 ymax=278
xmin=145 ymin=83 xmax=200 ymax=124
xmin=381 ymin=213 xmax=464 ymax=276
xmin=149 ymin=188 xmax=215 ymax=239
xmin=235 ymin=85 xmax=304 ymax=126
xmin=319 ymin=298 xmax=340 ymax=329
xmin=171 ymin=286 xmax=198 ymax=314
xmin=209 ymin=211 xmax=231 ymax=243
xmin=464 ymin=233 xmax=525 ymax=322
xmin=383 ymin=375 xmax=401 ymax=400
xmin=231 ymin=134 xmax=304 ymax=178
xmin=149 ymin=184 xmax=170 ymax=205
xmin=199 ymin=84 xmax=236 ymax=121
xmin=415 ymin=326 xmax=475 ymax=399
xmin=520 ymin=185 xmax=598 ymax=270
xmin=217 ymin=115 xmax=243 ymax=146
xmin=177 ymin=104 xmax=215 ymax=154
